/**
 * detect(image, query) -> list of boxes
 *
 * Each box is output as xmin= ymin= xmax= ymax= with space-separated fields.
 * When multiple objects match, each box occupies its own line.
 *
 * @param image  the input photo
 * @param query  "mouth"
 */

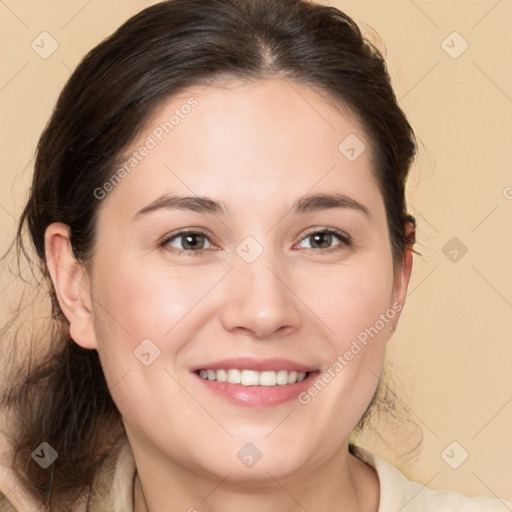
xmin=191 ymin=358 xmax=319 ymax=407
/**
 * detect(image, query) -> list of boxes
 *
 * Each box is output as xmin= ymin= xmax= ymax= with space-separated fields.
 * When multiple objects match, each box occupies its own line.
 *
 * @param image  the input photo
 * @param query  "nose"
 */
xmin=220 ymin=252 xmax=302 ymax=340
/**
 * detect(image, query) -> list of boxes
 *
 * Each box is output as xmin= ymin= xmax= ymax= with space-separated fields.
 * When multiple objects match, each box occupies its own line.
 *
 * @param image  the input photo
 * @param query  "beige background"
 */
xmin=0 ymin=0 xmax=511 ymax=502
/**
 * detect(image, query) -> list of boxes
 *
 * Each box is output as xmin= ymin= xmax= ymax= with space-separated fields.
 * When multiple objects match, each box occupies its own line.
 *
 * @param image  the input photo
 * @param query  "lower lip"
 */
xmin=193 ymin=372 xmax=319 ymax=407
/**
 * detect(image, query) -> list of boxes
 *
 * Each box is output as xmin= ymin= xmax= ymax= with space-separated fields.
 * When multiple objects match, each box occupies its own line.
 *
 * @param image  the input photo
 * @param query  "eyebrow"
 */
xmin=131 ymin=192 xmax=370 ymax=221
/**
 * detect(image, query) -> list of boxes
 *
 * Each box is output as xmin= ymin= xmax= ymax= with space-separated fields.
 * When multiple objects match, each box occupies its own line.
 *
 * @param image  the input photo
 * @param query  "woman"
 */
xmin=0 ymin=0 xmax=510 ymax=510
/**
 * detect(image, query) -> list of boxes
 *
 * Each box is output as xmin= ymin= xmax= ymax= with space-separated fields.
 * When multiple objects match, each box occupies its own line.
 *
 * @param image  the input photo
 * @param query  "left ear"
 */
xmin=391 ymin=219 xmax=415 ymax=315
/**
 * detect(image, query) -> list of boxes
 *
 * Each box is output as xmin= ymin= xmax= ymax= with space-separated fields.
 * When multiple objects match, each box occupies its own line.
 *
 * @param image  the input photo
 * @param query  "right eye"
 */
xmin=162 ymin=231 xmax=215 ymax=252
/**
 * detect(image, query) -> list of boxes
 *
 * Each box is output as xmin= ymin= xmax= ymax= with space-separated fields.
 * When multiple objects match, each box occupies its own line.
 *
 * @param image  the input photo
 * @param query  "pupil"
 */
xmin=184 ymin=234 xmax=204 ymax=250
xmin=312 ymin=232 xmax=331 ymax=248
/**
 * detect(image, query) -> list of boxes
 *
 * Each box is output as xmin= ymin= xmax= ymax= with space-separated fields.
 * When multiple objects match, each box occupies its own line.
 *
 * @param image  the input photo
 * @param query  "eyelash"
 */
xmin=160 ymin=228 xmax=351 ymax=255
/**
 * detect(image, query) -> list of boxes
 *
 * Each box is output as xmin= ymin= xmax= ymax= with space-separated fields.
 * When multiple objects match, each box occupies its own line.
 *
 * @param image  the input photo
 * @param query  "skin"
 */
xmin=45 ymin=78 xmax=413 ymax=512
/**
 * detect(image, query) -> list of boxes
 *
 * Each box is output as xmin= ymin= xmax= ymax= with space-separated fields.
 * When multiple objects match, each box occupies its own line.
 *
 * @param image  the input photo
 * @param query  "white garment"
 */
xmin=352 ymin=445 xmax=512 ymax=511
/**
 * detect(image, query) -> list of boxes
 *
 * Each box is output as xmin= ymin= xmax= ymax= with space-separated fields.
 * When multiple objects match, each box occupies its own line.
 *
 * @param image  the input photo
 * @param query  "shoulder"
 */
xmin=351 ymin=445 xmax=512 ymax=512
xmin=0 ymin=437 xmax=135 ymax=512
xmin=87 ymin=436 xmax=136 ymax=512
xmin=0 ymin=484 xmax=41 ymax=512
xmin=0 ymin=463 xmax=37 ymax=512
xmin=0 ymin=492 xmax=18 ymax=512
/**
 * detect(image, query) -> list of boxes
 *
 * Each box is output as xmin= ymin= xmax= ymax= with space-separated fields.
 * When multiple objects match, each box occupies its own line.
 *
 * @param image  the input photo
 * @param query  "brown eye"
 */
xmin=297 ymin=229 xmax=350 ymax=250
xmin=164 ymin=232 xmax=212 ymax=251
xmin=309 ymin=232 xmax=333 ymax=249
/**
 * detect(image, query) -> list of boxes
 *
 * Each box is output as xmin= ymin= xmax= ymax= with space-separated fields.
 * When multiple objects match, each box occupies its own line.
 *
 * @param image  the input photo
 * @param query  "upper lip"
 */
xmin=192 ymin=357 xmax=317 ymax=373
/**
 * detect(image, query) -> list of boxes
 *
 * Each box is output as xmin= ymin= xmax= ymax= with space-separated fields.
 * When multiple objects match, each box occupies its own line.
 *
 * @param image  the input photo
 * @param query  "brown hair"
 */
xmin=1 ymin=0 xmax=417 ymax=509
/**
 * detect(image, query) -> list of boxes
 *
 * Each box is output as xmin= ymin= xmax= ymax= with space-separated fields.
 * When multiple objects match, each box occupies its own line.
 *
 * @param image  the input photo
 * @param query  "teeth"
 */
xmin=226 ymin=368 xmax=241 ymax=384
xmin=276 ymin=370 xmax=288 ymax=385
xmin=198 ymin=369 xmax=308 ymax=386
xmin=259 ymin=371 xmax=276 ymax=386
xmin=241 ymin=370 xmax=259 ymax=386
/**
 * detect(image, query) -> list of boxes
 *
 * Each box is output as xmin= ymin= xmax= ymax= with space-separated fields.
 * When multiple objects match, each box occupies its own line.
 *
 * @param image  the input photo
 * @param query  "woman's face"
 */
xmin=67 ymin=79 xmax=410 ymax=481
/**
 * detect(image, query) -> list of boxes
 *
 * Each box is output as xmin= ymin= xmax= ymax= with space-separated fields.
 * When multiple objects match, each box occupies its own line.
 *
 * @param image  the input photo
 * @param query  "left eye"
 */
xmin=297 ymin=230 xmax=348 ymax=250
xmin=165 ymin=232 xmax=213 ymax=251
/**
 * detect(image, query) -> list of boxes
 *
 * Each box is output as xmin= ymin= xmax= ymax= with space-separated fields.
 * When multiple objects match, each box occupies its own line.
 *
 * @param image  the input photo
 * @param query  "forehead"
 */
xmin=98 ymin=78 xmax=382 ymax=219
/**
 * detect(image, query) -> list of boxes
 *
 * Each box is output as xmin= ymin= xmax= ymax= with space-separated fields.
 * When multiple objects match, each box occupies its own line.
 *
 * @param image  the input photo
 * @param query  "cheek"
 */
xmin=294 ymin=254 xmax=394 ymax=419
xmin=303 ymin=254 xmax=395 ymax=348
xmin=89 ymin=254 xmax=226 ymax=390
xmin=93 ymin=254 xmax=215 ymax=340
xmin=89 ymin=257 xmax=213 ymax=434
